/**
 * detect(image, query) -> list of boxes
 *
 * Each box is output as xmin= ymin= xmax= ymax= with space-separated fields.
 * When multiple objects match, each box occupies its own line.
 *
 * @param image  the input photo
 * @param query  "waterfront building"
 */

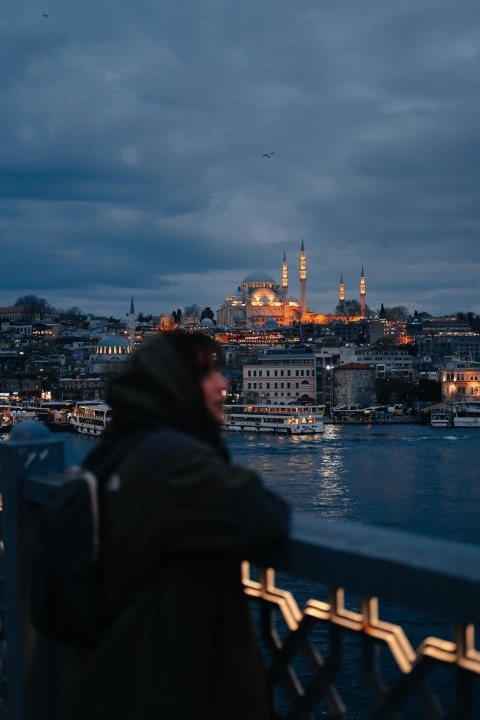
xmin=333 ymin=363 xmax=377 ymax=409
xmin=314 ymin=346 xmax=357 ymax=407
xmin=242 ymin=347 xmax=316 ymax=405
xmin=221 ymin=342 xmax=269 ymax=402
xmin=57 ymin=376 xmax=104 ymax=401
xmin=441 ymin=358 xmax=480 ymax=402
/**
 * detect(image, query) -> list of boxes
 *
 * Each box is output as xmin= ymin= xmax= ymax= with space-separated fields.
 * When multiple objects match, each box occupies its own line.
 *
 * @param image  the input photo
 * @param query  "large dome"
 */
xmin=241 ymin=270 xmax=276 ymax=285
xmin=97 ymin=334 xmax=130 ymax=347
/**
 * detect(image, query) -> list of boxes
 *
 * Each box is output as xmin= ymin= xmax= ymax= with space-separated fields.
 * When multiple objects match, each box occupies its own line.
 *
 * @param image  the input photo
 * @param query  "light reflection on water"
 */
xmin=226 ymin=423 xmax=480 ymax=546
xmin=4 ymin=423 xmax=480 ymax=717
xmin=10 ymin=423 xmax=480 ymax=546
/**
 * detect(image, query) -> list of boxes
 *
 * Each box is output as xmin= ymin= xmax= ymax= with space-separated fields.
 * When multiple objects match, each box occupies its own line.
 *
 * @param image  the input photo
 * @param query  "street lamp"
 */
xmin=41 ymin=376 xmax=50 ymax=400
xmin=325 ymin=365 xmax=334 ymax=411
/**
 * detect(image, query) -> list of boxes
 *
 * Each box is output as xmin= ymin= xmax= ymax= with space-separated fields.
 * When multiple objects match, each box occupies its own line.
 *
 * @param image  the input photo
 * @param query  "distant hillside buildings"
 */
xmin=0 ymin=277 xmax=479 ymax=408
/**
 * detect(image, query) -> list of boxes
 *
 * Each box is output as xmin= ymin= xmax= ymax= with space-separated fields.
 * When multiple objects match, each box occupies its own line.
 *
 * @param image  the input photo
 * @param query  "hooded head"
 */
xmin=101 ymin=331 xmax=226 ymax=448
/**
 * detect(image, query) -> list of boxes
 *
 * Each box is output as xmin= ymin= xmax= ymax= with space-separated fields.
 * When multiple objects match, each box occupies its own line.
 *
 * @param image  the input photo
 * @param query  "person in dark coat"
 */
xmin=69 ymin=330 xmax=290 ymax=720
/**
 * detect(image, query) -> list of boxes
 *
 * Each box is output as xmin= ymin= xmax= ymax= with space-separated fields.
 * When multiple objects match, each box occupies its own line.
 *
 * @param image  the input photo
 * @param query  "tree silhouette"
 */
xmin=380 ymin=305 xmax=409 ymax=321
xmin=14 ymin=295 xmax=53 ymax=314
xmin=184 ymin=304 xmax=201 ymax=318
xmin=201 ymin=306 xmax=215 ymax=321
xmin=335 ymin=299 xmax=362 ymax=322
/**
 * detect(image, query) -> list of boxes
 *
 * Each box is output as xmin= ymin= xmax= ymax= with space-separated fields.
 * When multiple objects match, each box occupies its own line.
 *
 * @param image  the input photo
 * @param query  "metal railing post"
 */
xmin=0 ymin=422 xmax=65 ymax=720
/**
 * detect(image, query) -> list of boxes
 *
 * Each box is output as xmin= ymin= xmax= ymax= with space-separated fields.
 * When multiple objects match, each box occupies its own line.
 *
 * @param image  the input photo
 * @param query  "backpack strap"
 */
xmin=87 ymin=429 xmax=151 ymax=482
xmin=91 ymin=428 xmax=195 ymax=493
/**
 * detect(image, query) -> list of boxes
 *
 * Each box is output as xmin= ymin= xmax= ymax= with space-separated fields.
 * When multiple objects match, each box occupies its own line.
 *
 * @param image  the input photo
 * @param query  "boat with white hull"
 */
xmin=0 ymin=406 xmax=14 ymax=433
xmin=430 ymin=408 xmax=452 ymax=428
xmin=70 ymin=403 xmax=112 ymax=436
xmin=452 ymin=402 xmax=480 ymax=428
xmin=223 ymin=405 xmax=324 ymax=435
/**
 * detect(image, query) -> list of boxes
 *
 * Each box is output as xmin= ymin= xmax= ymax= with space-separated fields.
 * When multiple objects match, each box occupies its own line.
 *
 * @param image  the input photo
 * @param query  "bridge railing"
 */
xmin=1 ymin=422 xmax=480 ymax=719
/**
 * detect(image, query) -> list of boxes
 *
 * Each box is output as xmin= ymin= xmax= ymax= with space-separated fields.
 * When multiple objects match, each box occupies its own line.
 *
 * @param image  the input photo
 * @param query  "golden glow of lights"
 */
xmin=300 ymin=256 xmax=306 ymax=280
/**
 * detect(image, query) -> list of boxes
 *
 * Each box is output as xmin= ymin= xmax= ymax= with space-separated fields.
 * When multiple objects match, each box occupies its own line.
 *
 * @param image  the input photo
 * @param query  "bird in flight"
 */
xmin=262 ymin=152 xmax=275 ymax=158
xmin=41 ymin=13 xmax=50 ymax=18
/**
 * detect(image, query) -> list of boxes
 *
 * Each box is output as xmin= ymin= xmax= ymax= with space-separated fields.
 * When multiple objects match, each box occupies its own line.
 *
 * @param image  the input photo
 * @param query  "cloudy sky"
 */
xmin=2 ymin=0 xmax=479 ymax=319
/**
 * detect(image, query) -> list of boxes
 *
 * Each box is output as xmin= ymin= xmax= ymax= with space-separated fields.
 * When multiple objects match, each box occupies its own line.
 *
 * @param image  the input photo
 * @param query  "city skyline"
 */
xmin=2 ymin=1 xmax=480 ymax=318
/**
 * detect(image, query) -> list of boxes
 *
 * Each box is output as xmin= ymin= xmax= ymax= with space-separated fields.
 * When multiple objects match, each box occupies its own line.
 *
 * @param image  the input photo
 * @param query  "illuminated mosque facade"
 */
xmin=216 ymin=241 xmax=366 ymax=328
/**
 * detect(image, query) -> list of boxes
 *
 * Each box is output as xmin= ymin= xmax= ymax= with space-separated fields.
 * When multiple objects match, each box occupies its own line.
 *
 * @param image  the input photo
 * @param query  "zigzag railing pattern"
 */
xmin=1 ymin=427 xmax=480 ymax=719
xmin=242 ymin=511 xmax=480 ymax=719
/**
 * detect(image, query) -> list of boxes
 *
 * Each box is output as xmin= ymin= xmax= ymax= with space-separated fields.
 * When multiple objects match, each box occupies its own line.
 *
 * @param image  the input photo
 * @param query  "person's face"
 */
xmin=201 ymin=369 xmax=228 ymax=425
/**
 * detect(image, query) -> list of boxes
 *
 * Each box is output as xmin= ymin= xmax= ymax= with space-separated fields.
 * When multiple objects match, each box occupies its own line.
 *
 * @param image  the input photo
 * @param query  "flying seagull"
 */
xmin=262 ymin=152 xmax=275 ymax=158
xmin=41 ymin=13 xmax=50 ymax=18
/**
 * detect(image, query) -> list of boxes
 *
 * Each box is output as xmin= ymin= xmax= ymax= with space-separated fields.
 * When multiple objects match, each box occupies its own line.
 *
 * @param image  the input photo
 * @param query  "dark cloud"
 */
xmin=1 ymin=0 xmax=479 ymax=318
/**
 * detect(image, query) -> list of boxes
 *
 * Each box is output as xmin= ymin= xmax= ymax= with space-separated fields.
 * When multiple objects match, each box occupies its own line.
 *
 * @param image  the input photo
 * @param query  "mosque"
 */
xmin=216 ymin=241 xmax=367 ymax=327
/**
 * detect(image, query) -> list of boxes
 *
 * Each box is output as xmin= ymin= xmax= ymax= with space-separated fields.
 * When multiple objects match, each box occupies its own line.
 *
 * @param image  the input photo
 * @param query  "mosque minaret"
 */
xmin=339 ymin=274 xmax=345 ymax=309
xmin=282 ymin=251 xmax=288 ymax=291
xmin=300 ymin=239 xmax=307 ymax=317
xmin=128 ymin=297 xmax=136 ymax=348
xmin=216 ymin=241 xmax=366 ymax=327
xmin=360 ymin=266 xmax=366 ymax=318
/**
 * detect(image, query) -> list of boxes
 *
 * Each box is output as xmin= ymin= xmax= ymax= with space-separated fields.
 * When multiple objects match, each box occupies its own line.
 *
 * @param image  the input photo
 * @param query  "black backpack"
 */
xmin=30 ymin=433 xmax=146 ymax=647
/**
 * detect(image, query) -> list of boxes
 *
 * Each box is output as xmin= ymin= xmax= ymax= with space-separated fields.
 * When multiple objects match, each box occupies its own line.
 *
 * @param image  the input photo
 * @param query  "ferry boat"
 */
xmin=0 ymin=406 xmax=14 ymax=433
xmin=429 ymin=407 xmax=452 ymax=428
xmin=48 ymin=408 xmax=75 ymax=432
xmin=223 ymin=405 xmax=324 ymax=435
xmin=12 ymin=409 xmax=38 ymax=425
xmin=70 ymin=403 xmax=112 ymax=436
xmin=331 ymin=405 xmax=392 ymax=424
xmin=451 ymin=402 xmax=480 ymax=428
xmin=35 ymin=400 xmax=76 ymax=431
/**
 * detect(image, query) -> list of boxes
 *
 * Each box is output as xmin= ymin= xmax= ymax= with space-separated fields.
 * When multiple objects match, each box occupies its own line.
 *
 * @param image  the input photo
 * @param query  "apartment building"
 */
xmin=242 ymin=348 xmax=316 ymax=405
xmin=441 ymin=359 xmax=480 ymax=402
xmin=354 ymin=347 xmax=415 ymax=381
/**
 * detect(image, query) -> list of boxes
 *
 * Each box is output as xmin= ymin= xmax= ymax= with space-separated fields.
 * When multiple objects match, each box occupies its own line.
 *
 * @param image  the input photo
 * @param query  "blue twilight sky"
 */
xmin=1 ymin=0 xmax=479 ymax=319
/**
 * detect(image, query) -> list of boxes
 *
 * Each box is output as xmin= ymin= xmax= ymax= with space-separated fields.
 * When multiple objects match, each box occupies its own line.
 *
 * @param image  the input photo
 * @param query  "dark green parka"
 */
xmin=69 ymin=334 xmax=290 ymax=720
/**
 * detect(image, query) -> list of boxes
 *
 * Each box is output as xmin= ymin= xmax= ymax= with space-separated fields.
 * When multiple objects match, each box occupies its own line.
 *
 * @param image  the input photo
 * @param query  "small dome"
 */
xmin=200 ymin=317 xmax=214 ymax=326
xmin=97 ymin=334 xmax=130 ymax=347
xmin=241 ymin=270 xmax=276 ymax=285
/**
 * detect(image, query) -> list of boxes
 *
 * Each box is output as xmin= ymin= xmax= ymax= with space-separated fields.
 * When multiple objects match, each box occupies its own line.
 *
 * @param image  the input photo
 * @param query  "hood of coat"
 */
xmin=103 ymin=334 xmax=215 ymax=442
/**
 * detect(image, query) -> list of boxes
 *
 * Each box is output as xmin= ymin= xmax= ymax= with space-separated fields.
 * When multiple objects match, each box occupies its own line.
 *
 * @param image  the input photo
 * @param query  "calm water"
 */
xmin=60 ymin=424 xmax=480 ymax=717
xmin=63 ymin=423 xmax=480 ymax=545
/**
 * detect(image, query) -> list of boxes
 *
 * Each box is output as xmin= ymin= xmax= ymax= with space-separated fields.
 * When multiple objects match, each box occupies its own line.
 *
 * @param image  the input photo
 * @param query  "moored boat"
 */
xmin=223 ymin=405 xmax=324 ymax=435
xmin=34 ymin=401 xmax=75 ymax=427
xmin=48 ymin=408 xmax=75 ymax=432
xmin=430 ymin=408 xmax=452 ymax=428
xmin=12 ymin=409 xmax=38 ymax=425
xmin=452 ymin=402 xmax=480 ymax=428
xmin=0 ymin=406 xmax=14 ymax=433
xmin=70 ymin=403 xmax=112 ymax=436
